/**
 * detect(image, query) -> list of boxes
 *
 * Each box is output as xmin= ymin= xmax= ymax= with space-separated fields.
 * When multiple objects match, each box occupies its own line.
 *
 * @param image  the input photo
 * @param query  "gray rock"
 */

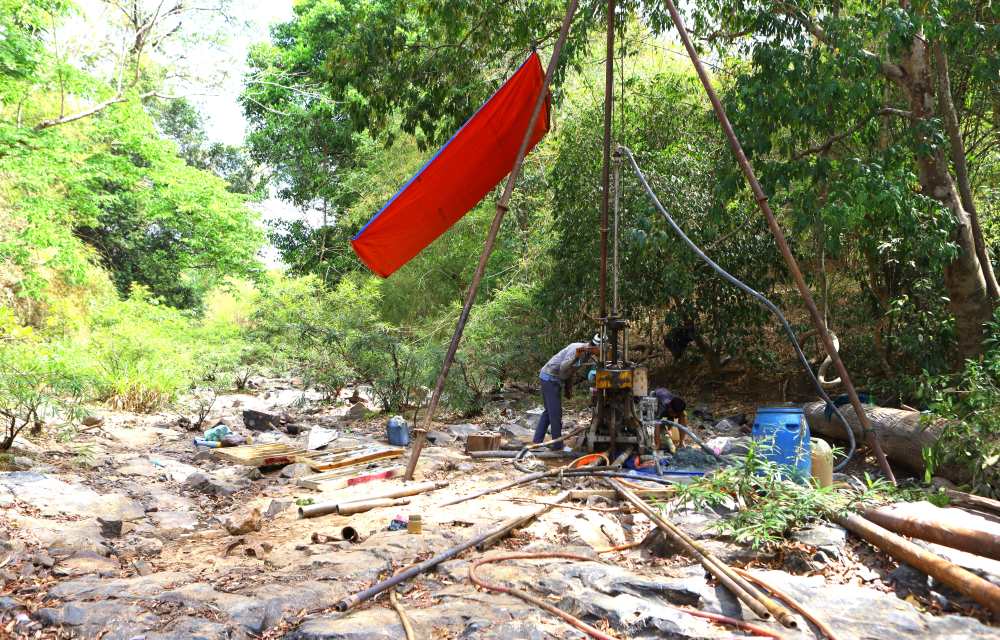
xmin=223 ymin=507 xmax=262 ymax=535
xmin=98 ymin=516 xmax=122 ymax=538
xmin=35 ymin=600 xmax=159 ymax=635
xmin=444 ymin=423 xmax=479 ymax=439
xmin=425 ymin=430 xmax=456 ymax=445
xmin=143 ymin=616 xmax=230 ymax=640
xmin=281 ymin=462 xmax=312 ymax=478
xmin=0 ymin=595 xmax=20 ymax=612
xmin=52 ymin=551 xmax=119 ymax=578
xmin=288 ymin=609 xmax=404 ymax=640
xmin=149 ymin=510 xmax=199 ymax=538
xmin=194 ymin=449 xmax=214 ymax=462
xmin=791 ymin=523 xmax=848 ymax=559
xmin=182 ymin=471 xmax=245 ymax=496
xmin=890 ymin=563 xmax=931 ymax=598
xmin=48 ymin=571 xmax=192 ymax=601
xmin=12 ymin=456 xmax=33 ymax=470
xmin=499 ymin=422 xmax=534 ymax=440
xmin=265 ymin=499 xmax=292 ymax=518
xmin=0 ymin=472 xmax=144 ymax=520
xmin=133 ymin=559 xmax=154 ymax=576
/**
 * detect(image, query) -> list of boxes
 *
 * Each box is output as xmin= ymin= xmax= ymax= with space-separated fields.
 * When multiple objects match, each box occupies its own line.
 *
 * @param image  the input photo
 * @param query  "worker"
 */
xmin=653 ymin=387 xmax=687 ymax=449
xmin=533 ymin=336 xmax=601 ymax=450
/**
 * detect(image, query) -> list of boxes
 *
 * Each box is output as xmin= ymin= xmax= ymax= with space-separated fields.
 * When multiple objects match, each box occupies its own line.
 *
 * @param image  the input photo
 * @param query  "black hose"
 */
xmin=659 ymin=419 xmax=725 ymax=463
xmin=619 ymin=146 xmax=856 ymax=470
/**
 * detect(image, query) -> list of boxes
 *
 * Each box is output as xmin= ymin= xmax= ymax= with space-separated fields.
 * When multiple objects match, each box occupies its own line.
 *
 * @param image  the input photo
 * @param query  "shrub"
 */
xmin=922 ymin=338 xmax=1000 ymax=498
xmin=82 ymin=287 xmax=214 ymax=411
xmin=0 ymin=339 xmax=85 ymax=450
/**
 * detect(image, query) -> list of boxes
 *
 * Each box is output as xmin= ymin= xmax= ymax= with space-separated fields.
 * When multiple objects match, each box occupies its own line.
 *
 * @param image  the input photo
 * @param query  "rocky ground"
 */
xmin=1 ymin=379 xmax=998 ymax=639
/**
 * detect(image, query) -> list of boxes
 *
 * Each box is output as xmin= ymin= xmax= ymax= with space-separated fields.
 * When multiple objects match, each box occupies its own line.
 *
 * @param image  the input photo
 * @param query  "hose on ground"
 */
xmin=658 ymin=419 xmax=724 ymax=463
xmin=619 ymin=145 xmax=855 ymax=471
xmin=388 ymin=589 xmax=416 ymax=640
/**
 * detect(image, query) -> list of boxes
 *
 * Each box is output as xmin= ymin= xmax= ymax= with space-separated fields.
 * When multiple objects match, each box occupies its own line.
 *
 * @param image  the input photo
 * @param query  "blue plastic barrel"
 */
xmin=387 ymin=416 xmax=410 ymax=446
xmin=751 ymin=406 xmax=810 ymax=480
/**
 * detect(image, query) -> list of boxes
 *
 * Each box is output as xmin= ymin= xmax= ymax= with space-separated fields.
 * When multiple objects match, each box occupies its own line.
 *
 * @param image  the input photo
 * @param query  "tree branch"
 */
xmin=793 ymin=107 xmax=913 ymax=159
xmin=773 ymin=2 xmax=906 ymax=82
xmin=33 ymin=90 xmax=165 ymax=130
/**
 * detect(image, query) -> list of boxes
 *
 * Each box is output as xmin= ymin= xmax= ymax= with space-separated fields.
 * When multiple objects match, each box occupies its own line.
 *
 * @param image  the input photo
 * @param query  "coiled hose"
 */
xmin=618 ymin=145 xmax=855 ymax=470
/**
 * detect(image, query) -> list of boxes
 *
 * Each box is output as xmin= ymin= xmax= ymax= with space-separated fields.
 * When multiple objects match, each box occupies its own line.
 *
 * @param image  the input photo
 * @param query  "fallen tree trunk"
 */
xmin=863 ymin=501 xmax=1000 ymax=561
xmin=802 ymin=401 xmax=969 ymax=482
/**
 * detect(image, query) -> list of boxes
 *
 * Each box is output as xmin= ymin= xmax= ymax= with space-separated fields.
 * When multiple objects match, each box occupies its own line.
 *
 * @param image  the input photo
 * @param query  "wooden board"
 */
xmin=213 ymin=443 xmax=306 ymax=467
xmin=297 ymin=446 xmax=404 ymax=472
xmin=297 ymin=465 xmax=403 ymax=490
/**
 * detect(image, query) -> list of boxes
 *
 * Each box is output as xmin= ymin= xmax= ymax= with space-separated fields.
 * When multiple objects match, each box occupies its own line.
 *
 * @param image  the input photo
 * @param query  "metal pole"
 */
xmin=607 ymin=478 xmax=798 ymax=627
xmin=612 ymin=152 xmax=621 ymax=315
xmin=599 ymin=0 xmax=615 ymax=321
xmin=335 ymin=493 xmax=569 ymax=611
xmin=405 ymin=0 xmax=580 ymax=481
xmin=660 ymin=0 xmax=895 ymax=483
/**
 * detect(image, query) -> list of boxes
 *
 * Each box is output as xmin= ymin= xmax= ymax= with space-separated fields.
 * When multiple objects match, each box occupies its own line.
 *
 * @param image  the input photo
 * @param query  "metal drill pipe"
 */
xmin=607 ymin=478 xmax=798 ymax=627
xmin=599 ymin=0 xmax=615 ymax=319
xmin=837 ymin=512 xmax=1000 ymax=617
xmin=334 ymin=493 xmax=569 ymax=611
xmin=659 ymin=0 xmax=895 ymax=484
xmin=407 ymin=0 xmax=580 ymax=481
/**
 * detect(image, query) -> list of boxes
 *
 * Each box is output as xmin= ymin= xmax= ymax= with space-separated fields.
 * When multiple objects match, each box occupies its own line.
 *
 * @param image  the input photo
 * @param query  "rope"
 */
xmin=618 ymin=146 xmax=856 ymax=471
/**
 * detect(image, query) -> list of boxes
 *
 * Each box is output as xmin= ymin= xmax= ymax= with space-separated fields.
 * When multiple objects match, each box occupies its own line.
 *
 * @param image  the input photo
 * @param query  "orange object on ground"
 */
xmin=351 ymin=53 xmax=551 ymax=277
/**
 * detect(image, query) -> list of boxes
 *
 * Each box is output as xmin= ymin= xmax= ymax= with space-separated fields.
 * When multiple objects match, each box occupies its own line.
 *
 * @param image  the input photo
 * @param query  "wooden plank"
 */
xmin=299 ymin=447 xmax=404 ymax=472
xmin=214 ymin=443 xmax=307 ymax=466
xmin=297 ymin=465 xmax=403 ymax=490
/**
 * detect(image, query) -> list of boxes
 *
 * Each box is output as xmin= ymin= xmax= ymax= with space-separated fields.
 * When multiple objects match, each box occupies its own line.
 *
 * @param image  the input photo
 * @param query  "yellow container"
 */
xmin=810 ymin=437 xmax=833 ymax=487
xmin=407 ymin=514 xmax=422 ymax=535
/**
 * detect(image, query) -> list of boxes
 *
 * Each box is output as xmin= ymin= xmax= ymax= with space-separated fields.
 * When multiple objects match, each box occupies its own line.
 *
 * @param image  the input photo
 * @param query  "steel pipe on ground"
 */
xmin=863 ymin=501 xmax=1000 ymax=561
xmin=837 ymin=512 xmax=1000 ymax=617
xmin=334 ymin=493 xmax=569 ymax=611
xmin=606 ymin=478 xmax=797 ymax=627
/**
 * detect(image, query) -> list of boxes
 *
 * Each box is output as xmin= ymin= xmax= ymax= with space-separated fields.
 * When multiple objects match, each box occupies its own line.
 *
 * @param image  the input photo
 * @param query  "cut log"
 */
xmin=864 ymin=501 xmax=1000 ymax=561
xmin=802 ymin=401 xmax=969 ymax=482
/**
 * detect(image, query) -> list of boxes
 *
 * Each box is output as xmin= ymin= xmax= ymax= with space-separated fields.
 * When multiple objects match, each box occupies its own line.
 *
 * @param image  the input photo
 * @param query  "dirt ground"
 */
xmin=1 ymin=378 xmax=998 ymax=639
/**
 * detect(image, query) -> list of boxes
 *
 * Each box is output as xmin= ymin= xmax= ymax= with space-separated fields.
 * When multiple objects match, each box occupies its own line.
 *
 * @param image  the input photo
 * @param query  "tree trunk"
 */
xmin=932 ymin=42 xmax=999 ymax=302
xmin=900 ymin=35 xmax=992 ymax=361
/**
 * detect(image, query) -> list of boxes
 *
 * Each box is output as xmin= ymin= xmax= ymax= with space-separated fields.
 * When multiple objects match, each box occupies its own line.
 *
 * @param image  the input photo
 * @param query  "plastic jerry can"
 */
xmin=751 ymin=405 xmax=811 ymax=480
xmin=387 ymin=416 xmax=410 ymax=446
xmin=810 ymin=437 xmax=833 ymax=487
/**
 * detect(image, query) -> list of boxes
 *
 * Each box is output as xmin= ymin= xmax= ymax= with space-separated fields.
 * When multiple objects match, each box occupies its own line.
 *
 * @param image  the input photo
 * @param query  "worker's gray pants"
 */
xmin=533 ymin=378 xmax=562 ymax=448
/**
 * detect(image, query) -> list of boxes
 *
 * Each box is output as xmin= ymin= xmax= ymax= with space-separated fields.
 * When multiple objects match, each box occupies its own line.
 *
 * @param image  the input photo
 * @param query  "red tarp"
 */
xmin=351 ymin=53 xmax=551 ymax=277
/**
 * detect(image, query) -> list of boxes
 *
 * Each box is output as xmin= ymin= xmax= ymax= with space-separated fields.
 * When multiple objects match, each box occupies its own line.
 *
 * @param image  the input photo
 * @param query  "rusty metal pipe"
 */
xmin=607 ymin=478 xmax=797 ymax=627
xmin=407 ymin=0 xmax=581 ymax=482
xmin=863 ymin=503 xmax=1000 ymax=561
xmin=337 ymin=497 xmax=410 ymax=516
xmin=477 ymin=491 xmax=568 ymax=550
xmin=298 ymin=481 xmax=445 ymax=518
xmin=659 ymin=0 xmax=895 ymax=484
xmin=335 ymin=492 xmax=569 ymax=611
xmin=599 ymin=0 xmax=614 ymax=319
xmin=837 ymin=512 xmax=1000 ymax=617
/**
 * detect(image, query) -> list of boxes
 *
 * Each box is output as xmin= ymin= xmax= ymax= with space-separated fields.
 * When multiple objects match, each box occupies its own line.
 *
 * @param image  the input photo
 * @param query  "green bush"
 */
xmin=921 ymin=317 xmax=1000 ymax=497
xmin=0 ymin=338 xmax=86 ymax=450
